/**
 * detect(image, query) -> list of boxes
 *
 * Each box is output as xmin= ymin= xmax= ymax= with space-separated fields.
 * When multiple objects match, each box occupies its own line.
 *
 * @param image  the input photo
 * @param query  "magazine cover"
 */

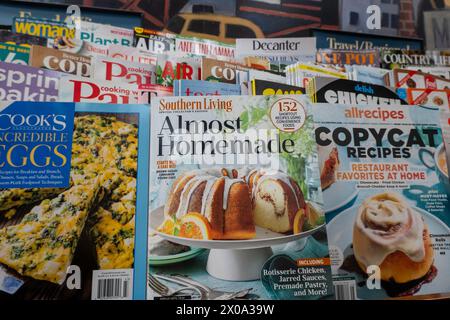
xmin=156 ymin=54 xmax=201 ymax=87
xmin=92 ymin=56 xmax=156 ymax=86
xmin=201 ymin=57 xmax=248 ymax=85
xmin=308 ymin=78 xmax=407 ymax=105
xmin=0 ymin=30 xmax=47 ymax=47
xmin=251 ymin=79 xmax=304 ymax=96
xmin=173 ymin=80 xmax=241 ymax=96
xmin=138 ymin=84 xmax=173 ymax=104
xmin=59 ymin=76 xmax=143 ymax=104
xmin=405 ymin=66 xmax=450 ymax=80
xmin=133 ymin=28 xmax=175 ymax=54
xmin=12 ymin=17 xmax=75 ymax=41
xmin=0 ymin=101 xmax=149 ymax=300
xmin=49 ymin=39 xmax=107 ymax=58
xmin=381 ymin=50 xmax=450 ymax=69
xmin=286 ymin=63 xmax=347 ymax=89
xmin=175 ymin=36 xmax=235 ymax=61
xmin=440 ymin=109 xmax=450 ymax=184
xmin=350 ymin=65 xmax=390 ymax=86
xmin=108 ymin=44 xmax=157 ymax=66
xmin=76 ymin=21 xmax=133 ymax=47
xmin=0 ymin=61 xmax=61 ymax=101
xmin=313 ymin=103 xmax=450 ymax=299
xmin=404 ymin=89 xmax=450 ymax=108
xmin=29 ymin=45 xmax=91 ymax=77
xmin=316 ymin=50 xmax=379 ymax=67
xmin=0 ymin=42 xmax=29 ymax=65
xmin=148 ymin=95 xmax=333 ymax=300
xmin=391 ymin=69 xmax=450 ymax=89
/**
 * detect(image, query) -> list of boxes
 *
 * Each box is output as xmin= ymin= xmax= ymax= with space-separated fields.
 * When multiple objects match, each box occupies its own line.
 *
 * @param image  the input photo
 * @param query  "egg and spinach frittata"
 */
xmin=0 ymin=115 xmax=138 ymax=284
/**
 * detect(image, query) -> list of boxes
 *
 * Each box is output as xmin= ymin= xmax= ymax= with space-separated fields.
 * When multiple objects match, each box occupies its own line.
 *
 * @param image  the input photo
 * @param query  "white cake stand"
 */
xmin=150 ymin=207 xmax=324 ymax=281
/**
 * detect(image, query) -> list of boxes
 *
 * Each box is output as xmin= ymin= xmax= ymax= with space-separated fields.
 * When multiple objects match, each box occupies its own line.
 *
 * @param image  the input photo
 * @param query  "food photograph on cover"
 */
xmin=0 ymin=0 xmax=449 ymax=302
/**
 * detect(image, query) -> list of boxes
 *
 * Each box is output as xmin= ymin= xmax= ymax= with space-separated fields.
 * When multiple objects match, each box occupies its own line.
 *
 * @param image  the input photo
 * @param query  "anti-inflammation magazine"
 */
xmin=313 ymin=102 xmax=450 ymax=299
xmin=148 ymin=95 xmax=333 ymax=300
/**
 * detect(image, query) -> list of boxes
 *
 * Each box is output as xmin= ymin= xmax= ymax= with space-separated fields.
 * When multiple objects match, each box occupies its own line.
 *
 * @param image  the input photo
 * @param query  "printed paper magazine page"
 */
xmin=148 ymin=95 xmax=333 ymax=300
xmin=313 ymin=103 xmax=450 ymax=299
xmin=0 ymin=101 xmax=150 ymax=300
xmin=0 ymin=42 xmax=30 ymax=65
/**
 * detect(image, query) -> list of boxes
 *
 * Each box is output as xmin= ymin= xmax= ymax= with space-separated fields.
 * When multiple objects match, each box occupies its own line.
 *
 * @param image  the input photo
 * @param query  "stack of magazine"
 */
xmin=0 ymin=15 xmax=449 ymax=301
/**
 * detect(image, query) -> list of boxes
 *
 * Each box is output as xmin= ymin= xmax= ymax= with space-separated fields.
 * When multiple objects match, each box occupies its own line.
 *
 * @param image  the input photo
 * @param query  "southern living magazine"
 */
xmin=307 ymin=78 xmax=407 ymax=105
xmin=0 ymin=30 xmax=47 ymax=47
xmin=58 ymin=76 xmax=143 ymax=104
xmin=148 ymin=95 xmax=333 ymax=300
xmin=313 ymin=103 xmax=450 ymax=299
xmin=0 ymin=101 xmax=150 ymax=300
xmin=0 ymin=42 xmax=29 ymax=65
xmin=0 ymin=61 xmax=61 ymax=101
xmin=76 ymin=21 xmax=133 ymax=47
xmin=29 ymin=45 xmax=91 ymax=77
xmin=92 ymin=56 xmax=156 ymax=86
xmin=133 ymin=28 xmax=175 ymax=54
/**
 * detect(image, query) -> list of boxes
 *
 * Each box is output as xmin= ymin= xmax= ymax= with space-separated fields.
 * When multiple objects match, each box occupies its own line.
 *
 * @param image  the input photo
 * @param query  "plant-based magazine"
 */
xmin=148 ymin=95 xmax=333 ymax=300
xmin=92 ymin=56 xmax=156 ymax=86
xmin=133 ymin=28 xmax=175 ymax=54
xmin=59 ymin=76 xmax=143 ymax=104
xmin=29 ymin=45 xmax=91 ymax=77
xmin=76 ymin=21 xmax=133 ymax=48
xmin=0 ymin=61 xmax=61 ymax=101
xmin=173 ymin=80 xmax=241 ymax=96
xmin=0 ymin=42 xmax=29 ymax=65
xmin=250 ymin=79 xmax=304 ymax=96
xmin=0 ymin=102 xmax=150 ymax=300
xmin=316 ymin=50 xmax=379 ymax=67
xmin=0 ymin=30 xmax=47 ymax=47
xmin=313 ymin=103 xmax=450 ymax=299
xmin=307 ymin=78 xmax=407 ymax=105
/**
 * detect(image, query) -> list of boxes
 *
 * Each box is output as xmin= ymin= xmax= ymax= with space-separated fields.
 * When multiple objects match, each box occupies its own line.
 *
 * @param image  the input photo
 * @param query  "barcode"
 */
xmin=96 ymin=278 xmax=129 ymax=299
xmin=91 ymin=269 xmax=133 ymax=300
xmin=334 ymin=280 xmax=357 ymax=300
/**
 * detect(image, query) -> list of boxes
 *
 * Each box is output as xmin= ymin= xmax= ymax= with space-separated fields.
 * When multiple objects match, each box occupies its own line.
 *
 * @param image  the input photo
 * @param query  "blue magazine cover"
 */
xmin=0 ymin=102 xmax=149 ymax=300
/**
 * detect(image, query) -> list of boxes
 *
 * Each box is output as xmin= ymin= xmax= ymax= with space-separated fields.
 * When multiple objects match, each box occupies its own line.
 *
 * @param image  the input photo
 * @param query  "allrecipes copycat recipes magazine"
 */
xmin=314 ymin=102 xmax=450 ymax=300
xmin=0 ymin=101 xmax=149 ymax=300
xmin=148 ymin=95 xmax=334 ymax=300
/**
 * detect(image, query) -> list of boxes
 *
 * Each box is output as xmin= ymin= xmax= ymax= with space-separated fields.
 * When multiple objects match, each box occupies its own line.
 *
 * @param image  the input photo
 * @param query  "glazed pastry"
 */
xmin=318 ymin=145 xmax=340 ymax=190
xmin=353 ymin=193 xmax=434 ymax=283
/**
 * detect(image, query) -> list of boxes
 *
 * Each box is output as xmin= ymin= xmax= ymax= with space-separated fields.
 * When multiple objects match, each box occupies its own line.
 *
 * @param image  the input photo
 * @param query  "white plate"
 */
xmin=149 ymin=206 xmax=324 ymax=250
xmin=323 ymin=180 xmax=359 ymax=213
xmin=327 ymin=205 xmax=450 ymax=298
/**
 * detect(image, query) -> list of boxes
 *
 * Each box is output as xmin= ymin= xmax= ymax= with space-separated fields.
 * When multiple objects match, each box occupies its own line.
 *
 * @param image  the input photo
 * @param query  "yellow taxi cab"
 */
xmin=164 ymin=13 xmax=265 ymax=44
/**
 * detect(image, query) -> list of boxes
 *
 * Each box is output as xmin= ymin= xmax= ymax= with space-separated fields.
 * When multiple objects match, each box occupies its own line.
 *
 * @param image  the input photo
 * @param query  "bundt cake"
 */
xmin=163 ymin=168 xmax=306 ymax=240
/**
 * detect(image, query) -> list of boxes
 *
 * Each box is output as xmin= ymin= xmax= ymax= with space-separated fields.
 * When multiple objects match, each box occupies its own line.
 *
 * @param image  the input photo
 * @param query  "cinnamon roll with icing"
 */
xmin=353 ymin=193 xmax=434 ymax=283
